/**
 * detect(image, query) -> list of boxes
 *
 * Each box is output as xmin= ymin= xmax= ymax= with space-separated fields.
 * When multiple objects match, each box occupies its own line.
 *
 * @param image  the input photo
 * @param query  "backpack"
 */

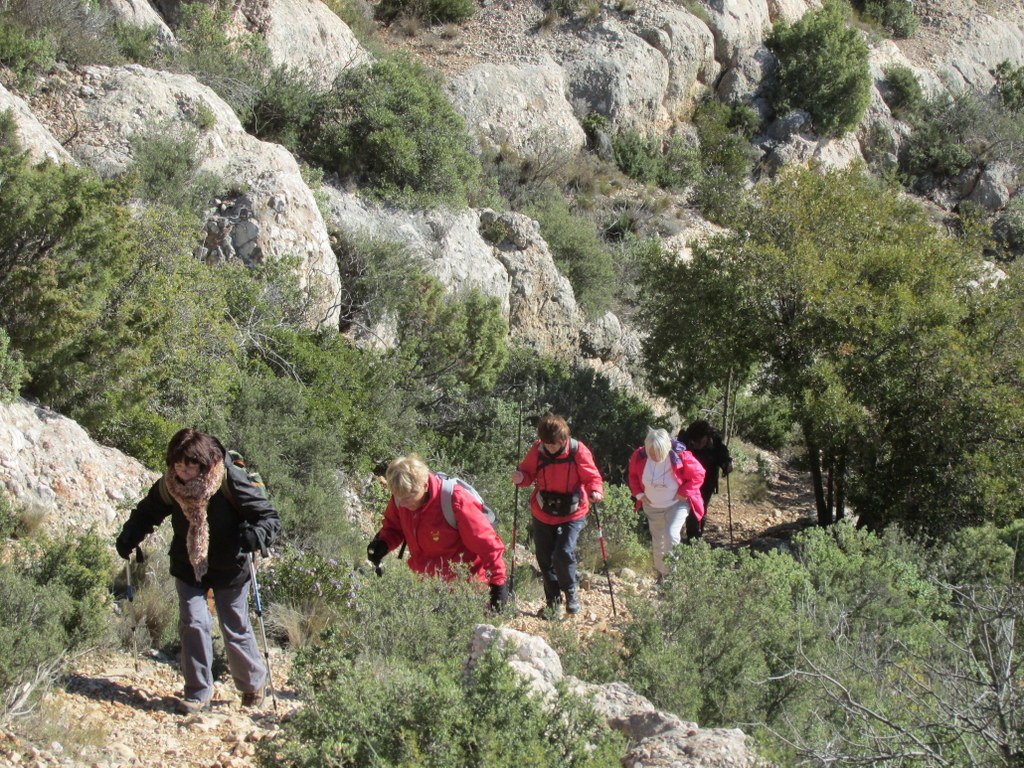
xmin=435 ymin=472 xmax=497 ymax=530
xmin=223 ymin=450 xmax=267 ymax=500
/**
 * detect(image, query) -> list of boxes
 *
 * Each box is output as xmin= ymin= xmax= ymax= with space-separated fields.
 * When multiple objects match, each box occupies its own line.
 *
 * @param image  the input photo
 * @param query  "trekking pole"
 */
xmin=124 ymin=547 xmax=144 ymax=671
xmin=723 ymin=369 xmax=735 ymax=548
xmin=590 ymin=502 xmax=617 ymax=617
xmin=509 ymin=396 xmax=524 ymax=598
xmin=248 ymin=554 xmax=277 ymax=712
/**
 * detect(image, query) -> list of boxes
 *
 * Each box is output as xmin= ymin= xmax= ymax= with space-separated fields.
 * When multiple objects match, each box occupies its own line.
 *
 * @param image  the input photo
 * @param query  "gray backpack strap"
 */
xmin=440 ymin=475 xmax=457 ymax=528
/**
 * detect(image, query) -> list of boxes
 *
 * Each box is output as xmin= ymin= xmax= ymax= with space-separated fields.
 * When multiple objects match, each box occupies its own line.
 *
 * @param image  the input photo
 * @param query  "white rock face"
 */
xmin=262 ymin=0 xmax=372 ymax=89
xmin=565 ymin=19 xmax=671 ymax=133
xmin=447 ymin=57 xmax=587 ymax=162
xmin=638 ymin=8 xmax=717 ymax=118
xmin=0 ymin=83 xmax=74 ymax=165
xmin=0 ymin=400 xmax=157 ymax=538
xmin=100 ymin=0 xmax=176 ymax=44
xmin=45 ymin=64 xmax=342 ymax=329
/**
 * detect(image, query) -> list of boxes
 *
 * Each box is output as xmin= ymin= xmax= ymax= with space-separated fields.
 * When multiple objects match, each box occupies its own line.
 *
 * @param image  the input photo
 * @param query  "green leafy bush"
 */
xmin=862 ymin=0 xmax=918 ymax=38
xmin=691 ymin=100 xmax=758 ymax=225
xmin=308 ymin=56 xmax=482 ymax=206
xmin=995 ymin=59 xmax=1024 ymax=113
xmin=112 ymin=22 xmax=159 ymax=65
xmin=0 ymin=328 xmax=27 ymax=403
xmin=733 ymin=391 xmax=794 ymax=451
xmin=882 ymin=63 xmax=923 ymax=120
xmin=265 ymin=648 xmax=624 ymax=768
xmin=246 ymin=65 xmax=320 ymax=152
xmin=376 ymin=0 xmax=476 ymax=24
xmin=0 ymin=20 xmax=55 ymax=85
xmin=526 ymin=191 xmax=616 ymax=318
xmin=766 ymin=1 xmax=871 ymax=137
xmin=612 ymin=130 xmax=699 ymax=191
xmin=578 ymin=484 xmax=649 ymax=573
xmin=122 ymin=129 xmax=223 ymax=216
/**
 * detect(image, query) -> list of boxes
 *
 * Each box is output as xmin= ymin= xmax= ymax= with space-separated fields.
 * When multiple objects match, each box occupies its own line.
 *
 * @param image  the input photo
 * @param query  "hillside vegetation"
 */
xmin=0 ymin=0 xmax=1023 ymax=765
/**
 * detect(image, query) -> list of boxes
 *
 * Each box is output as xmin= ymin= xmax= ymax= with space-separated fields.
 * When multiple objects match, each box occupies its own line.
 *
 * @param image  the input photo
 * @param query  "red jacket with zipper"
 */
xmin=515 ymin=439 xmax=604 ymax=525
xmin=377 ymin=472 xmax=506 ymax=586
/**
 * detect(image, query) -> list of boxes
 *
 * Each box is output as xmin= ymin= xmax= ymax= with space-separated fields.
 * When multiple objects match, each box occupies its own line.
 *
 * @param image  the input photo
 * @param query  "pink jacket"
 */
xmin=627 ymin=442 xmax=706 ymax=521
xmin=377 ymin=473 xmax=506 ymax=586
xmin=515 ymin=439 xmax=604 ymax=525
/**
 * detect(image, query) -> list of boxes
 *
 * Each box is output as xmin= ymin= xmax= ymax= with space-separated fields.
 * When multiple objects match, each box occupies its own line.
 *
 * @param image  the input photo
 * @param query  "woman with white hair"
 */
xmin=627 ymin=427 xmax=705 ymax=578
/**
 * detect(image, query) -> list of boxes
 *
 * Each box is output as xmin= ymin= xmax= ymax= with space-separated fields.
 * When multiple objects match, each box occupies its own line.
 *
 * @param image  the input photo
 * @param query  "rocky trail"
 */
xmin=0 ymin=464 xmax=817 ymax=768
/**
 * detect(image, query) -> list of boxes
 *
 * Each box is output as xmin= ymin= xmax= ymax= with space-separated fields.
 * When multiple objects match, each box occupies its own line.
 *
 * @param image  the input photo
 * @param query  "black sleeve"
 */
xmin=225 ymin=461 xmax=282 ymax=549
xmin=119 ymin=480 xmax=173 ymax=547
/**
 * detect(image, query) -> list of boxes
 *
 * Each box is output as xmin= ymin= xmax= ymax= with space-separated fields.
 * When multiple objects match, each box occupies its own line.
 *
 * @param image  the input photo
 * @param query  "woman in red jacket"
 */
xmin=628 ymin=427 xmax=705 ymax=578
xmin=512 ymin=412 xmax=604 ymax=616
xmin=366 ymin=455 xmax=509 ymax=611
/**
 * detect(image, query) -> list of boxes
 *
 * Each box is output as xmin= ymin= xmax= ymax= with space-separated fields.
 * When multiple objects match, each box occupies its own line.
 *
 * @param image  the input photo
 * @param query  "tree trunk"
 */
xmin=806 ymin=434 xmax=831 ymax=526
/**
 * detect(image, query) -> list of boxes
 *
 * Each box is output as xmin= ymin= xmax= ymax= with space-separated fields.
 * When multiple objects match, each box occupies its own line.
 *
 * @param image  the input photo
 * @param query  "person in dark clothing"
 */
xmin=115 ymin=429 xmax=281 ymax=714
xmin=679 ymin=420 xmax=733 ymax=539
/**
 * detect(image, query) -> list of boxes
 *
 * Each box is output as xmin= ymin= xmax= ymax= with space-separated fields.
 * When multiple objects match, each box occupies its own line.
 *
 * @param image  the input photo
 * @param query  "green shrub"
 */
xmin=904 ymin=93 xmax=979 ymax=187
xmin=733 ymin=391 xmax=794 ymax=451
xmin=612 ymin=131 xmax=699 ymax=191
xmin=307 ymin=56 xmax=482 ymax=206
xmin=691 ymin=100 xmax=758 ymax=225
xmin=526 ymin=191 xmax=616 ymax=318
xmin=246 ymin=65 xmax=320 ymax=152
xmin=0 ymin=21 xmax=55 ymax=85
xmin=35 ymin=532 xmax=115 ymax=647
xmin=122 ymin=129 xmax=222 ymax=216
xmin=0 ymin=327 xmax=27 ymax=403
xmin=578 ymin=484 xmax=649 ymax=573
xmin=376 ymin=0 xmax=475 ymax=24
xmin=0 ymin=564 xmax=74 ymax=694
xmin=992 ymin=195 xmax=1024 ymax=261
xmin=994 ymin=59 xmax=1024 ymax=113
xmin=882 ymin=63 xmax=923 ymax=120
xmin=863 ymin=0 xmax=918 ymax=38
xmin=265 ymin=648 xmax=624 ymax=768
xmin=766 ymin=1 xmax=871 ymax=137
xmin=112 ymin=22 xmax=159 ymax=64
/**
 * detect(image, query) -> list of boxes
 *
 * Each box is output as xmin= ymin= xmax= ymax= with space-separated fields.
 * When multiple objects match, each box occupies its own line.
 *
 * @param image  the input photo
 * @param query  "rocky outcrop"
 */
xmin=470 ymin=624 xmax=765 ymax=767
xmin=565 ymin=19 xmax=671 ymax=133
xmin=447 ymin=57 xmax=587 ymax=162
xmin=34 ymin=64 xmax=342 ymax=329
xmin=101 ymin=0 xmax=176 ymax=45
xmin=0 ymin=400 xmax=156 ymax=538
xmin=0 ymin=83 xmax=74 ymax=165
xmin=261 ymin=0 xmax=372 ymax=89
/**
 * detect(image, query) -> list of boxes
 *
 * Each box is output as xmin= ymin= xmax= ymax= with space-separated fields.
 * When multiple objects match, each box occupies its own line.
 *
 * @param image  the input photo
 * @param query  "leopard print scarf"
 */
xmin=163 ymin=458 xmax=225 ymax=582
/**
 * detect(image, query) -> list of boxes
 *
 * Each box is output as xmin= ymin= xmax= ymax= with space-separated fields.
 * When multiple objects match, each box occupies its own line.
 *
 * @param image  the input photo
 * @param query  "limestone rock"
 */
xmin=0 ymin=83 xmax=74 ymax=165
xmin=100 ymin=0 xmax=176 ymax=45
xmin=41 ymin=64 xmax=342 ymax=329
xmin=447 ymin=57 xmax=586 ymax=162
xmin=0 ymin=400 xmax=157 ymax=538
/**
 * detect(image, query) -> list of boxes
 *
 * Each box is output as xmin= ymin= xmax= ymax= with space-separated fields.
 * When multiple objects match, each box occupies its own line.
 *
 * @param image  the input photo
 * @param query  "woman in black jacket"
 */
xmin=115 ymin=429 xmax=281 ymax=714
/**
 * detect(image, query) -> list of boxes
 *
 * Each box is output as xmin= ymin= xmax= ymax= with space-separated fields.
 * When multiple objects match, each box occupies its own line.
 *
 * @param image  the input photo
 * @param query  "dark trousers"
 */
xmin=532 ymin=517 xmax=586 ymax=600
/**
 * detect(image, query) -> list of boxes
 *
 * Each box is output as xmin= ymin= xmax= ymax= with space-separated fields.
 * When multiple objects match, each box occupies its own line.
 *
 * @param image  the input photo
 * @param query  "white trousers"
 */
xmin=643 ymin=499 xmax=691 ymax=576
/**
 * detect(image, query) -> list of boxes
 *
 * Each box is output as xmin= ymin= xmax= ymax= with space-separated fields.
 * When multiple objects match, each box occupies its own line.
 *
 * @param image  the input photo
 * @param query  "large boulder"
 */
xmin=636 ymin=7 xmax=717 ymax=119
xmin=564 ymin=19 xmax=671 ymax=133
xmin=36 ymin=64 xmax=342 ymax=329
xmin=0 ymin=83 xmax=74 ymax=164
xmin=100 ymin=0 xmax=176 ymax=45
xmin=261 ymin=0 xmax=372 ymax=89
xmin=0 ymin=400 xmax=156 ymax=538
xmin=447 ymin=57 xmax=586 ymax=162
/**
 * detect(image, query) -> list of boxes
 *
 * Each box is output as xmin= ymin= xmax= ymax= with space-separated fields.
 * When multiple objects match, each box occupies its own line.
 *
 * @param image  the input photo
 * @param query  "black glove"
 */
xmin=115 ymin=530 xmax=135 ymax=560
xmin=239 ymin=526 xmax=263 ymax=554
xmin=489 ymin=582 xmax=510 ymax=612
xmin=366 ymin=537 xmax=389 ymax=566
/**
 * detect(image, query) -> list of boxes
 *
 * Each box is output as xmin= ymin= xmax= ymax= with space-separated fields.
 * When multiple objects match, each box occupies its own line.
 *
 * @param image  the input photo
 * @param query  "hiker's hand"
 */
xmin=511 ymin=470 xmax=524 ymax=485
xmin=489 ymin=582 xmax=509 ymax=612
xmin=366 ymin=537 xmax=388 ymax=566
xmin=589 ymin=490 xmax=604 ymax=504
xmin=115 ymin=532 xmax=134 ymax=560
xmin=239 ymin=527 xmax=262 ymax=553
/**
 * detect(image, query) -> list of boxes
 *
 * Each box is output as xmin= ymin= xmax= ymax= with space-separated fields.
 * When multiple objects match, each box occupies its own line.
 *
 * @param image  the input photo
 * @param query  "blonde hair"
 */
xmin=644 ymin=427 xmax=672 ymax=462
xmin=385 ymin=455 xmax=430 ymax=497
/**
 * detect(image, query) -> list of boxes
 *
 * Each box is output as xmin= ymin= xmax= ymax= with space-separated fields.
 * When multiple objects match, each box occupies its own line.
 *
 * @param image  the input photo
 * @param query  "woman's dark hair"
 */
xmin=537 ymin=412 xmax=570 ymax=444
xmin=165 ymin=429 xmax=222 ymax=473
xmin=683 ymin=419 xmax=714 ymax=443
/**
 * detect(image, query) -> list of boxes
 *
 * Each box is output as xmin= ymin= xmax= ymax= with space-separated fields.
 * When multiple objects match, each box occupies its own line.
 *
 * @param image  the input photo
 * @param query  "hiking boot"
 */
xmin=564 ymin=588 xmax=581 ymax=615
xmin=241 ymin=688 xmax=265 ymax=708
xmin=176 ymin=696 xmax=211 ymax=715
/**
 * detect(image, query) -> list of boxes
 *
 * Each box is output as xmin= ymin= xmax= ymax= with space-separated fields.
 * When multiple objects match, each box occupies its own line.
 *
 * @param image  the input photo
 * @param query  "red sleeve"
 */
xmin=574 ymin=441 xmax=604 ymax=497
xmin=377 ymin=497 xmax=406 ymax=553
xmin=452 ymin=487 xmax=507 ymax=586
xmin=515 ymin=442 xmax=541 ymax=486
xmin=627 ymin=449 xmax=645 ymax=498
xmin=675 ymin=451 xmax=706 ymax=520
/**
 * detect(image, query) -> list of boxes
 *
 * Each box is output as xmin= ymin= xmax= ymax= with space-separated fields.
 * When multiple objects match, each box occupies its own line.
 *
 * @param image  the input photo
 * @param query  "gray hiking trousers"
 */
xmin=175 ymin=577 xmax=266 ymax=703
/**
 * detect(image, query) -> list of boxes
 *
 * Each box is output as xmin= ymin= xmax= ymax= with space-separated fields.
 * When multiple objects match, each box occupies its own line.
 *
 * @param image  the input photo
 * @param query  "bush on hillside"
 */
xmin=691 ymin=100 xmax=759 ymax=225
xmin=994 ymin=59 xmax=1024 ymax=113
xmin=733 ymin=391 xmax=795 ymax=451
xmin=307 ymin=56 xmax=482 ymax=206
xmin=766 ymin=1 xmax=871 ymax=137
xmin=882 ymin=63 xmax=924 ymax=120
xmin=862 ymin=0 xmax=918 ymax=39
xmin=376 ymin=0 xmax=475 ymax=25
xmin=0 ymin=20 xmax=55 ymax=86
xmin=0 ymin=328 xmax=27 ymax=404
